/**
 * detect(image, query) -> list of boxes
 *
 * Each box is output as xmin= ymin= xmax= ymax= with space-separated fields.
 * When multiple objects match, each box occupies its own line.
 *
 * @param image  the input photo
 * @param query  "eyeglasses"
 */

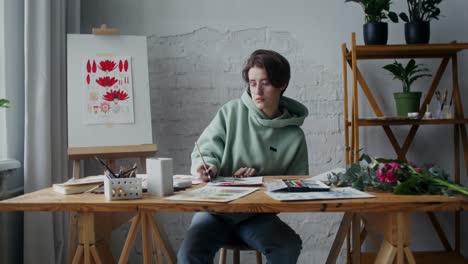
xmin=249 ymin=81 xmax=272 ymax=93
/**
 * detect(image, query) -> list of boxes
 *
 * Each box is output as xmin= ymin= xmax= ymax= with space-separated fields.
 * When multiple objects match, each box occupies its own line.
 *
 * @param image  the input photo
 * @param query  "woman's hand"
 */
xmin=232 ymin=167 xmax=257 ymax=178
xmin=195 ymin=164 xmax=217 ymax=182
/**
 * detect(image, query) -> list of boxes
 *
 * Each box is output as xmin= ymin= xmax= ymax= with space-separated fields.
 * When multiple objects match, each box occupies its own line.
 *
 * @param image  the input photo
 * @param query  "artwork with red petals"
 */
xmin=98 ymin=60 xmax=117 ymax=72
xmin=83 ymin=56 xmax=134 ymax=124
xmin=96 ymin=76 xmax=118 ymax=87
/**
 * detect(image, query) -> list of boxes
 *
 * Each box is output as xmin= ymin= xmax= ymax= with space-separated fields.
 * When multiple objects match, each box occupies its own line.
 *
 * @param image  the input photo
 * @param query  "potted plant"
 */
xmin=346 ymin=0 xmax=398 ymax=45
xmin=398 ymin=0 xmax=443 ymax=44
xmin=383 ymin=59 xmax=432 ymax=116
xmin=0 ymin=99 xmax=9 ymax=108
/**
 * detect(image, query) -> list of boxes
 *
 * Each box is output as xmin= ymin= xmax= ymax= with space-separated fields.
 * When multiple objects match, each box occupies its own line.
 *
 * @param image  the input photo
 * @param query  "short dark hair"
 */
xmin=242 ymin=49 xmax=290 ymax=96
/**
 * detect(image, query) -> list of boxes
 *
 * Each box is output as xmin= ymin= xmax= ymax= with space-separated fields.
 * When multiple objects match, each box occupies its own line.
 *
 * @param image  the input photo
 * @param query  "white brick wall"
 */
xmin=81 ymin=1 xmax=468 ymax=262
xmin=125 ymin=27 xmax=346 ymax=264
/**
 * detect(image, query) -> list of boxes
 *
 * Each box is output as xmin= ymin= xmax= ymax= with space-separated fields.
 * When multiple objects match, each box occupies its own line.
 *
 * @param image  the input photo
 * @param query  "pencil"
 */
xmin=84 ymin=183 xmax=104 ymax=193
xmin=195 ymin=141 xmax=212 ymax=182
xmin=94 ymin=156 xmax=117 ymax=178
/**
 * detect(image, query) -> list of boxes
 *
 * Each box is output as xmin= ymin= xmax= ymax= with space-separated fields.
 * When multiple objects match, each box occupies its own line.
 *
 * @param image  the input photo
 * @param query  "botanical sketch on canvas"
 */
xmin=83 ymin=56 xmax=134 ymax=124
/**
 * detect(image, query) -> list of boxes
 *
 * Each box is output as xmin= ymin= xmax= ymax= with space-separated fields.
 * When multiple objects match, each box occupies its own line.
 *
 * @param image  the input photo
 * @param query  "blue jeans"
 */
xmin=177 ymin=212 xmax=302 ymax=264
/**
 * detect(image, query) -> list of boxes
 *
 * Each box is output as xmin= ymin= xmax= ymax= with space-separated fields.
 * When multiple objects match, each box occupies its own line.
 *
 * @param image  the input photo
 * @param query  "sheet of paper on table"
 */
xmin=166 ymin=186 xmax=259 ymax=203
xmin=208 ymin=176 xmax=263 ymax=186
xmin=265 ymin=187 xmax=375 ymax=201
xmin=173 ymin=174 xmax=202 ymax=185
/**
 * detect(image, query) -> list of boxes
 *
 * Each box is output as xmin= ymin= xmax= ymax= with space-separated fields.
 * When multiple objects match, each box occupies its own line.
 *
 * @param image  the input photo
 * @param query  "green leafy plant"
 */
xmin=328 ymin=154 xmax=468 ymax=196
xmin=345 ymin=0 xmax=399 ymax=23
xmin=399 ymin=0 xmax=443 ymax=22
xmin=0 ymin=99 xmax=9 ymax=108
xmin=383 ymin=59 xmax=432 ymax=93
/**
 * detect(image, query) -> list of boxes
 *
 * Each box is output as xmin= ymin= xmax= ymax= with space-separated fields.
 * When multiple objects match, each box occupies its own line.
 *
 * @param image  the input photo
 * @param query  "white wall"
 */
xmin=81 ymin=1 xmax=468 ymax=263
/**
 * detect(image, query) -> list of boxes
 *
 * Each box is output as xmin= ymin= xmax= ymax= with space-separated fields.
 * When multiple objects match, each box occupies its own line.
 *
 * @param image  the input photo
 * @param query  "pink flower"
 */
xmin=377 ymin=162 xmax=400 ymax=183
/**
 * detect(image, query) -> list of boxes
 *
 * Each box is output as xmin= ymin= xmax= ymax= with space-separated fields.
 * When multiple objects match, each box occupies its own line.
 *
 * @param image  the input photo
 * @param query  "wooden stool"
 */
xmin=218 ymin=239 xmax=262 ymax=264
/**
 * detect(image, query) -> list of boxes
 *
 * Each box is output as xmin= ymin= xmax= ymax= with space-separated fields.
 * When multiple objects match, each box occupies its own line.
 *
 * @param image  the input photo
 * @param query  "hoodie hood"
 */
xmin=241 ymin=91 xmax=308 ymax=128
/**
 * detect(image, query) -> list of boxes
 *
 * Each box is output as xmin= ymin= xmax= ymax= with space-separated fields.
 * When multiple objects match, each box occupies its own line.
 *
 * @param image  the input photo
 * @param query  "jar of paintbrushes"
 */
xmin=435 ymin=89 xmax=453 ymax=119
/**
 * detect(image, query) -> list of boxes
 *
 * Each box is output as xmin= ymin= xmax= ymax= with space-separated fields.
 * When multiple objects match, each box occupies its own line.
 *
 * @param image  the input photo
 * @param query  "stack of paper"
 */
xmin=52 ymin=175 xmax=106 ymax=194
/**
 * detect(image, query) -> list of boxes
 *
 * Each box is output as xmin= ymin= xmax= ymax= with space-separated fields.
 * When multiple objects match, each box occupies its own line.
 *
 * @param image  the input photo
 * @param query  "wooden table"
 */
xmin=0 ymin=177 xmax=466 ymax=264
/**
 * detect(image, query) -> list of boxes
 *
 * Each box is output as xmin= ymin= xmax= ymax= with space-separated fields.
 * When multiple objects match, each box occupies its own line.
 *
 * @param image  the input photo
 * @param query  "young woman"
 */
xmin=178 ymin=49 xmax=309 ymax=264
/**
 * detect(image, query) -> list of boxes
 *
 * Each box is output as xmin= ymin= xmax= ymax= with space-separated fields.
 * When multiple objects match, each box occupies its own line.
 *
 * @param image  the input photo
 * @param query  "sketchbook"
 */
xmin=265 ymin=187 xmax=375 ymax=201
xmin=52 ymin=175 xmax=106 ymax=194
xmin=165 ymin=186 xmax=259 ymax=203
xmin=208 ymin=176 xmax=263 ymax=187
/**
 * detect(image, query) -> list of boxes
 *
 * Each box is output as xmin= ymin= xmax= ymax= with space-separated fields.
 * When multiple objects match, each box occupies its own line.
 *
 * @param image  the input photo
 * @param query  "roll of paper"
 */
xmin=147 ymin=157 xmax=174 ymax=196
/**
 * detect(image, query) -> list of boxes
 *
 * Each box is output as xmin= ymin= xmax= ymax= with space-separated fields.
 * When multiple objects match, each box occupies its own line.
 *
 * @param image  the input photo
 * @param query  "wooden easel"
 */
xmin=67 ymin=144 xmax=158 ymax=264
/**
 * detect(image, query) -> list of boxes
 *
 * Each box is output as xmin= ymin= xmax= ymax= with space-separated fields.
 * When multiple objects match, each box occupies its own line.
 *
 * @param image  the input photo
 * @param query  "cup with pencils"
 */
xmin=435 ymin=89 xmax=453 ymax=119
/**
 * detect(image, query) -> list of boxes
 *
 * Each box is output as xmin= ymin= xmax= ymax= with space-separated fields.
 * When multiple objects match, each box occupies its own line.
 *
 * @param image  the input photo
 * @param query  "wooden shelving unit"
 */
xmin=342 ymin=32 xmax=468 ymax=263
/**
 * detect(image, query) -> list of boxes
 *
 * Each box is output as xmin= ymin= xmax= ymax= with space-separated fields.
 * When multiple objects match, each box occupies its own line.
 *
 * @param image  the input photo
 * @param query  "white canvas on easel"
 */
xmin=67 ymin=34 xmax=152 ymax=147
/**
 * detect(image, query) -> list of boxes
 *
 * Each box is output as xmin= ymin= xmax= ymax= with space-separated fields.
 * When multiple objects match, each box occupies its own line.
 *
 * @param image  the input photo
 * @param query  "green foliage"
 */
xmin=382 ymin=59 xmax=432 ymax=93
xmin=330 ymin=154 xmax=468 ymax=196
xmin=399 ymin=0 xmax=443 ymax=23
xmin=0 ymin=99 xmax=9 ymax=108
xmin=345 ymin=0 xmax=399 ymax=23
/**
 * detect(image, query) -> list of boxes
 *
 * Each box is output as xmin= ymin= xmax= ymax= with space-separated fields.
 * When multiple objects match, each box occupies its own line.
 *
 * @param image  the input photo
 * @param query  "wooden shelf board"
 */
xmin=67 ymin=144 xmax=157 ymax=160
xmin=361 ymin=251 xmax=468 ymax=264
xmin=346 ymin=43 xmax=468 ymax=60
xmin=345 ymin=118 xmax=468 ymax=127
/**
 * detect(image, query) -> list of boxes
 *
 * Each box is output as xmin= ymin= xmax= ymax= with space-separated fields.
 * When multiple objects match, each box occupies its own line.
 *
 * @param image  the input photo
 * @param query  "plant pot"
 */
xmin=363 ymin=22 xmax=388 ymax=45
xmin=394 ymin=92 xmax=422 ymax=116
xmin=405 ymin=22 xmax=430 ymax=44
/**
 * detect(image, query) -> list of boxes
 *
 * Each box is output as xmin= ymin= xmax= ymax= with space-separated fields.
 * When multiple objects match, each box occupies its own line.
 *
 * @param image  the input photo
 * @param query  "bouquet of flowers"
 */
xmin=329 ymin=154 xmax=468 ymax=196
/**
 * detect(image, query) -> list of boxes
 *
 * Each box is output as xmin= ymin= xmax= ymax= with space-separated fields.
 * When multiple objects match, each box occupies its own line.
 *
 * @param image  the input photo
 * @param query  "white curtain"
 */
xmin=21 ymin=0 xmax=78 ymax=263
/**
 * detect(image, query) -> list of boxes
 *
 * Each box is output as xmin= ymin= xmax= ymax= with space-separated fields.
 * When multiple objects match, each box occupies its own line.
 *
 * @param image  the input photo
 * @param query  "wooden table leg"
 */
xmin=352 ymin=213 xmax=361 ymax=264
xmin=326 ymin=212 xmax=354 ymax=264
xmin=362 ymin=212 xmax=415 ymax=264
xmin=375 ymin=240 xmax=396 ymax=264
xmin=72 ymin=245 xmax=83 ymax=264
xmin=118 ymin=212 xmax=175 ymax=264
xmin=118 ymin=214 xmax=141 ymax=264
xmin=69 ymin=212 xmax=78 ymax=264
xmin=147 ymin=212 xmax=176 ymax=264
xmin=396 ymin=213 xmax=405 ymax=264
xmin=72 ymin=213 xmax=102 ymax=264
xmin=141 ymin=212 xmax=152 ymax=264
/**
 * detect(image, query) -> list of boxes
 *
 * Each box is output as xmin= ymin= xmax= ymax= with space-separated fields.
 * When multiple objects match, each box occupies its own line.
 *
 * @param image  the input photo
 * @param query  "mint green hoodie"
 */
xmin=191 ymin=91 xmax=309 ymax=177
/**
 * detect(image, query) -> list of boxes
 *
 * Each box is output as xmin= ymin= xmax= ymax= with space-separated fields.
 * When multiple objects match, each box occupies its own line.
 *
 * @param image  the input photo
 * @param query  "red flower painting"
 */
xmin=92 ymin=60 xmax=97 ymax=73
xmin=103 ymin=89 xmax=129 ymax=102
xmin=98 ymin=60 xmax=117 ymax=72
xmin=96 ymin=76 xmax=118 ymax=88
xmin=124 ymin=60 xmax=128 ymax=72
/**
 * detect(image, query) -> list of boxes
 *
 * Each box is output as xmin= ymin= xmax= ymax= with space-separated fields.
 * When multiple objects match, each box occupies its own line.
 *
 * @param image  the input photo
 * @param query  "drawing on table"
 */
xmin=265 ymin=187 xmax=375 ymax=201
xmin=208 ymin=176 xmax=263 ymax=186
xmin=166 ymin=186 xmax=259 ymax=203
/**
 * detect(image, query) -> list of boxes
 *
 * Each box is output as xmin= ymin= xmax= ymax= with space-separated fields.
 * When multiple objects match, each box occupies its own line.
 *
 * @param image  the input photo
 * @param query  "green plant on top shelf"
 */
xmin=345 ymin=0 xmax=399 ymax=23
xmin=398 ymin=0 xmax=443 ymax=23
